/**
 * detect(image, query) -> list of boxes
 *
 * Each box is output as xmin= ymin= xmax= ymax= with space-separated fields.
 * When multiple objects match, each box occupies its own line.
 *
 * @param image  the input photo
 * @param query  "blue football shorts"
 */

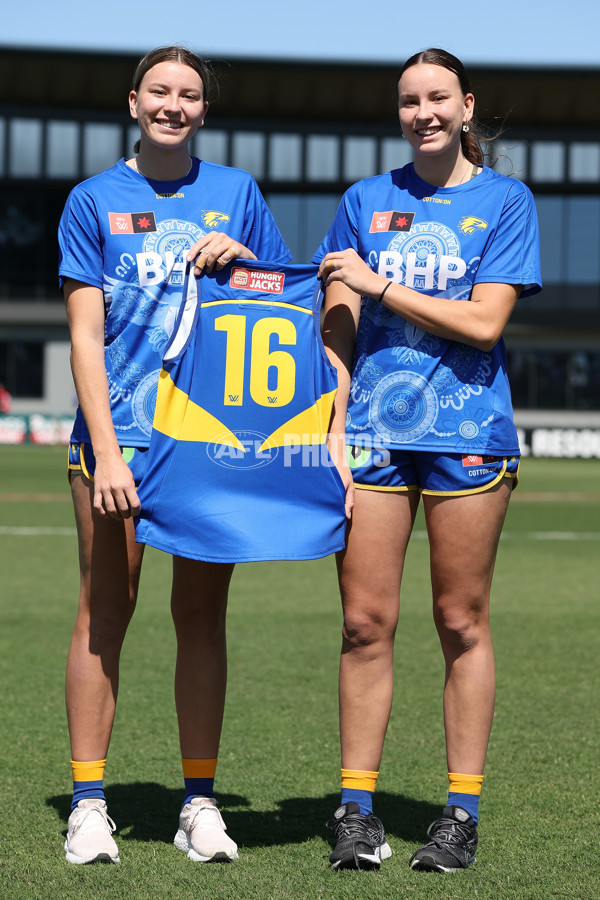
xmin=67 ymin=442 xmax=149 ymax=486
xmin=347 ymin=444 xmax=520 ymax=496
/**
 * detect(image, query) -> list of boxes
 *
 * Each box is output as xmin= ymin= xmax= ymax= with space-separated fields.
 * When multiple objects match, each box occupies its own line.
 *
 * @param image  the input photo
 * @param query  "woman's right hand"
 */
xmin=327 ymin=432 xmax=355 ymax=520
xmin=92 ymin=452 xmax=141 ymax=520
xmin=186 ymin=231 xmax=257 ymax=275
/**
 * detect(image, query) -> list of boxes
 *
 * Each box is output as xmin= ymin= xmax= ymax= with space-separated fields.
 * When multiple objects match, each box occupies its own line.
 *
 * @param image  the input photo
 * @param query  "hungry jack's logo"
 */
xmin=230 ymin=268 xmax=285 ymax=294
xmin=369 ymin=211 xmax=415 ymax=233
xmin=108 ymin=211 xmax=157 ymax=234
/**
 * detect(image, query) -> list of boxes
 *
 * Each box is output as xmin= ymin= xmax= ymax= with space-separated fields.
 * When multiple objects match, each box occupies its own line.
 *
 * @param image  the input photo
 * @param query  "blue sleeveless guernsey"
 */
xmin=135 ymin=261 xmax=347 ymax=562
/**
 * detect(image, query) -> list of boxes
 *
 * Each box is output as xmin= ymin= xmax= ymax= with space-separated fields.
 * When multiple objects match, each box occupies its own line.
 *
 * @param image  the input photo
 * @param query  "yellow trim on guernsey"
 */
xmin=200 ymin=299 xmax=313 ymax=314
xmin=258 ymin=388 xmax=337 ymax=451
xmin=153 ymin=370 xmax=245 ymax=450
xmin=153 ymin=370 xmax=337 ymax=451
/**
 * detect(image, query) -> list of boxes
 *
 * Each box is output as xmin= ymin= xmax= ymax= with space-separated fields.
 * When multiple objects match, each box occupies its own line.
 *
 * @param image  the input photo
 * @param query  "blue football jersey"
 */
xmin=313 ymin=164 xmax=542 ymax=455
xmin=59 ymin=157 xmax=291 ymax=446
xmin=135 ymin=261 xmax=347 ymax=562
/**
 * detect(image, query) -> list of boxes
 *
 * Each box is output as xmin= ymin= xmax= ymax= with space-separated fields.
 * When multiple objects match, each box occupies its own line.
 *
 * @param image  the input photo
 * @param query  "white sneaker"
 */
xmin=64 ymin=798 xmax=120 ymax=864
xmin=174 ymin=797 xmax=238 ymax=862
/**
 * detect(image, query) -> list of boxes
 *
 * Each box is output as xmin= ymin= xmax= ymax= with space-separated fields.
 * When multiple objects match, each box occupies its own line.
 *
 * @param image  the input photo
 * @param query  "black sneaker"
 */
xmin=327 ymin=801 xmax=392 ymax=871
xmin=409 ymin=805 xmax=478 ymax=873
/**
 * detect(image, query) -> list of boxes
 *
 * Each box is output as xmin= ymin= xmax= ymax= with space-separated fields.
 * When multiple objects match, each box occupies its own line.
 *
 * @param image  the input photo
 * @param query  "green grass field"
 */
xmin=1 ymin=446 xmax=598 ymax=899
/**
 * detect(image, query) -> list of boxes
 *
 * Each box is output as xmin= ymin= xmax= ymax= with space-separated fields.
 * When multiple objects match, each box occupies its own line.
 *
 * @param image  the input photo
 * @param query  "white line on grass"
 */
xmin=0 ymin=526 xmax=77 ymax=536
xmin=412 ymin=530 xmax=600 ymax=541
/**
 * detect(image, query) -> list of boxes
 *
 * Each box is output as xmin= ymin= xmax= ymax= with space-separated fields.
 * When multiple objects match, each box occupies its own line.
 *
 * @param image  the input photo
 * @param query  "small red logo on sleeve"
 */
xmin=369 ymin=211 xmax=414 ymax=233
xmin=108 ymin=211 xmax=157 ymax=234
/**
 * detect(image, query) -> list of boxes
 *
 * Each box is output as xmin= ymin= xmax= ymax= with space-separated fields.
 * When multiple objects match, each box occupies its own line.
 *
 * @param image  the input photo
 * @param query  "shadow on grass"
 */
xmin=47 ymin=786 xmax=439 ymax=849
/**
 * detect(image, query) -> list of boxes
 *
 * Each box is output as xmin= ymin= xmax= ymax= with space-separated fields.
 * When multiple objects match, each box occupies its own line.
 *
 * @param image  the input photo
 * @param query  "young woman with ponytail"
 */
xmin=314 ymin=48 xmax=541 ymax=873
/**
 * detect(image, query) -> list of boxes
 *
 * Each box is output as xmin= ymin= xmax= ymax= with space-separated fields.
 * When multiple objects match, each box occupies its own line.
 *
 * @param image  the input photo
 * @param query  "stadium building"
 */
xmin=1 ymin=46 xmax=599 ymax=454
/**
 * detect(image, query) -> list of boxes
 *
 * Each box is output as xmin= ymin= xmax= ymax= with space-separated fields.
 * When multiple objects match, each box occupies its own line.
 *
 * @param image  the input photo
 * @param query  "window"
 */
xmin=266 ymin=193 xmax=342 ymax=262
xmin=306 ymin=136 xmax=339 ymax=181
xmin=380 ymin=138 xmax=413 ymax=173
xmin=9 ymin=119 xmax=43 ymax=178
xmin=531 ymin=141 xmax=565 ymax=182
xmin=569 ymin=143 xmax=600 ymax=182
xmin=195 ymin=130 xmax=228 ymax=166
xmin=47 ymin=122 xmax=79 ymax=178
xmin=83 ymin=123 xmax=122 ymax=177
xmin=508 ymin=348 xmax=600 ymax=411
xmin=269 ymin=134 xmax=302 ymax=181
xmin=0 ymin=118 xmax=5 ymax=175
xmin=232 ymin=132 xmax=265 ymax=179
xmin=343 ymin=137 xmax=376 ymax=181
xmin=493 ymin=140 xmax=527 ymax=180
xmin=0 ymin=341 xmax=44 ymax=398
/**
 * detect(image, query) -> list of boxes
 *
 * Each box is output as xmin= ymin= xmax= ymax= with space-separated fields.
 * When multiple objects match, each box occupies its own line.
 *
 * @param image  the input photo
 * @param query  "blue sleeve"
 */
xmin=242 ymin=177 xmax=292 ymax=263
xmin=311 ymin=184 xmax=362 ymax=263
xmin=475 ymin=182 xmax=542 ymax=298
xmin=58 ymin=186 xmax=104 ymax=290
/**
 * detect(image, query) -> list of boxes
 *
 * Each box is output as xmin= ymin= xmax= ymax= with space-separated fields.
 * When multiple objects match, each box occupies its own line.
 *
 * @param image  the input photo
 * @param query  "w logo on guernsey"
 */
xmin=462 ymin=454 xmax=496 ymax=466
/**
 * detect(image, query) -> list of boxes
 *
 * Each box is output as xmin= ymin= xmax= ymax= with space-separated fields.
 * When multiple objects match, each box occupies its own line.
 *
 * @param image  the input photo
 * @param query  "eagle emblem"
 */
xmin=201 ymin=210 xmax=231 ymax=230
xmin=458 ymin=216 xmax=488 ymax=235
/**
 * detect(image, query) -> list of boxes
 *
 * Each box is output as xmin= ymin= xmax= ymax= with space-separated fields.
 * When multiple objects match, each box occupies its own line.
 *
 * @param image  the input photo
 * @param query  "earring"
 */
xmin=462 ymin=124 xmax=470 ymax=133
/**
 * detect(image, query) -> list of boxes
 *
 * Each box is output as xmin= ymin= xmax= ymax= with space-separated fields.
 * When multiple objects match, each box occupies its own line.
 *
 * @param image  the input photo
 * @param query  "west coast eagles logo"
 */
xmin=458 ymin=216 xmax=488 ymax=235
xmin=200 ymin=210 xmax=231 ymax=230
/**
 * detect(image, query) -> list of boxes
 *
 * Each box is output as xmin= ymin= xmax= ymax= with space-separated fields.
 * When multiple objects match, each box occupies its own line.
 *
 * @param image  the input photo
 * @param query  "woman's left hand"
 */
xmin=318 ymin=248 xmax=385 ymax=299
xmin=187 ymin=231 xmax=257 ymax=274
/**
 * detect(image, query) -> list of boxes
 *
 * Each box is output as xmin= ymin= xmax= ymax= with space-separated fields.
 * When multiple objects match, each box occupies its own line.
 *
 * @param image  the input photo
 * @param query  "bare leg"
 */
xmin=338 ymin=488 xmax=420 ymax=771
xmin=170 ymin=557 xmax=235 ymax=759
xmin=424 ymin=480 xmax=512 ymax=774
xmin=66 ymin=473 xmax=144 ymax=760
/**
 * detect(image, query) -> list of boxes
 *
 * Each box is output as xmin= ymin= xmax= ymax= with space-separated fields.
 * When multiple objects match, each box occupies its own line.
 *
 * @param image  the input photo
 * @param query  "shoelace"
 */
xmin=72 ymin=804 xmax=116 ymax=835
xmin=329 ymin=812 xmax=375 ymax=840
xmin=426 ymin=815 xmax=474 ymax=863
xmin=187 ymin=802 xmax=223 ymax=830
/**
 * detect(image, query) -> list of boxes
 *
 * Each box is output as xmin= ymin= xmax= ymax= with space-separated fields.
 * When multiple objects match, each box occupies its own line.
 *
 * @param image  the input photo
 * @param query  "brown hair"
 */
xmin=132 ymin=45 xmax=215 ymax=99
xmin=399 ymin=48 xmax=491 ymax=166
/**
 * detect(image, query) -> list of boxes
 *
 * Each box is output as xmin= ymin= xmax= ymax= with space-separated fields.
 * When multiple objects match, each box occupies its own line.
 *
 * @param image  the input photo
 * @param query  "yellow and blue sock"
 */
xmin=447 ymin=772 xmax=484 ymax=823
xmin=340 ymin=768 xmax=379 ymax=816
xmin=182 ymin=757 xmax=217 ymax=806
xmin=71 ymin=759 xmax=106 ymax=810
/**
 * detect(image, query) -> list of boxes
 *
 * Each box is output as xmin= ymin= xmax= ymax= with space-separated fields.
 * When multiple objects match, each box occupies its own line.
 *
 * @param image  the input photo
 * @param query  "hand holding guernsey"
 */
xmin=60 ymin=46 xmax=291 ymax=867
xmin=135 ymin=260 xmax=346 ymax=562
